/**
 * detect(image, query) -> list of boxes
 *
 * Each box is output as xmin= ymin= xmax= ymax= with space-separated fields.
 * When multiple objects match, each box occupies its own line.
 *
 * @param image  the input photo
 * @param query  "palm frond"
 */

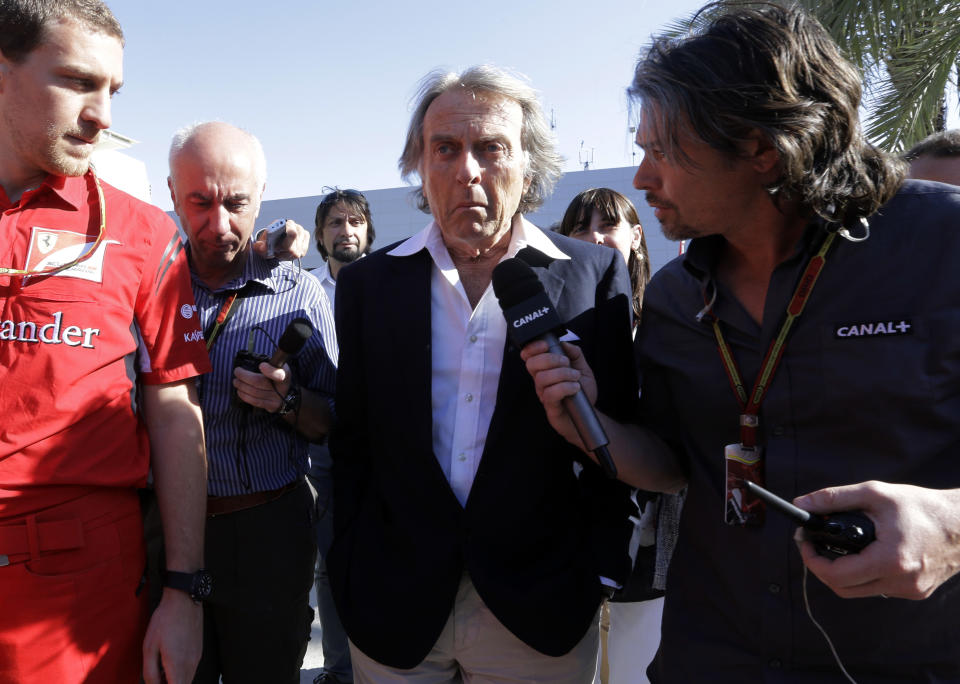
xmin=657 ymin=0 xmax=960 ymax=150
xmin=865 ymin=10 xmax=960 ymax=149
xmin=802 ymin=0 xmax=960 ymax=150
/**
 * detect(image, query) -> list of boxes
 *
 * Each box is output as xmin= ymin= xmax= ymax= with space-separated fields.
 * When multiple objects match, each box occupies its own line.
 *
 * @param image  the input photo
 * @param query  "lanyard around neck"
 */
xmin=204 ymin=288 xmax=245 ymax=351
xmin=0 ymin=169 xmax=107 ymax=277
xmin=711 ymin=231 xmax=837 ymax=448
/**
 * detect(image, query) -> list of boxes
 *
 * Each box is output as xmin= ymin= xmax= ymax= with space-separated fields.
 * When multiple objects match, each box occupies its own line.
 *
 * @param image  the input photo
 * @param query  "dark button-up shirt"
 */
xmin=638 ymin=180 xmax=960 ymax=682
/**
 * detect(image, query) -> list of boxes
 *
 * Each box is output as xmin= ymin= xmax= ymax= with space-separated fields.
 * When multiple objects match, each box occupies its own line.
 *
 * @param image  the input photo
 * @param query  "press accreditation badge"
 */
xmin=24 ymin=227 xmax=117 ymax=282
xmin=724 ymin=443 xmax=765 ymax=526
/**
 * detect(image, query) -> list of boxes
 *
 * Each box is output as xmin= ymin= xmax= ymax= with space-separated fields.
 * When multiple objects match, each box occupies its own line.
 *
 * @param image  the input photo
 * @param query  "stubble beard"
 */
xmin=659 ymin=220 xmax=701 ymax=243
xmin=44 ymin=124 xmax=96 ymax=178
xmin=4 ymin=117 xmax=90 ymax=185
xmin=646 ymin=193 xmax=701 ymax=242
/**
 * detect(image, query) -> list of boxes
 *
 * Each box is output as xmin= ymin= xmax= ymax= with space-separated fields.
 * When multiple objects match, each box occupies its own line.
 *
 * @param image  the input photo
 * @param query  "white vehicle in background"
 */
xmin=92 ymin=129 xmax=152 ymax=203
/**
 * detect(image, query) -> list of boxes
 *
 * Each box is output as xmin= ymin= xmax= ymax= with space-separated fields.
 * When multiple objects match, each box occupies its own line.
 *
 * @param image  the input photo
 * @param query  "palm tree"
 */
xmin=796 ymin=0 xmax=960 ymax=153
xmin=665 ymin=1 xmax=960 ymax=152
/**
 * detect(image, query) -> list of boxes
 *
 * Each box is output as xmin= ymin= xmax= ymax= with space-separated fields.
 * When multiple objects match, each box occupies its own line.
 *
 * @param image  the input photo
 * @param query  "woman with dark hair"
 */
xmin=558 ymin=188 xmax=670 ymax=684
xmin=558 ymin=188 xmax=650 ymax=326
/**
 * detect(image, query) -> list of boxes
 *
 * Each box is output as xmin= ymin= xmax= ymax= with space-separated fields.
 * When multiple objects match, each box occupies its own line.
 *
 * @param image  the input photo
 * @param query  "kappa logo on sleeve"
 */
xmin=834 ymin=319 xmax=913 ymax=339
xmin=26 ymin=227 xmax=119 ymax=282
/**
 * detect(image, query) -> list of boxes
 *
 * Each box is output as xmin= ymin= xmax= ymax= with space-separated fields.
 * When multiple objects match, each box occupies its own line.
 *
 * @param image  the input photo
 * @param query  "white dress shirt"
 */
xmin=388 ymin=217 xmax=569 ymax=506
xmin=313 ymin=259 xmax=337 ymax=305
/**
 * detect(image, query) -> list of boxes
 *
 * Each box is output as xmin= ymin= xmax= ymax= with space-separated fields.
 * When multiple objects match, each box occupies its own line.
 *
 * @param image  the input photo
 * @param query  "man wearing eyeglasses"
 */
xmin=167 ymin=121 xmax=338 ymax=684
xmin=307 ymin=188 xmax=376 ymax=684
xmin=0 ymin=2 xmax=210 ymax=683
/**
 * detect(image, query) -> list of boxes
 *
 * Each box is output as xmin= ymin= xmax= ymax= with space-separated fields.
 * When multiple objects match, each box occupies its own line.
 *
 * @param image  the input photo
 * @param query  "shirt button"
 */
xmin=469 ymin=334 xmax=478 ymax=343
xmin=769 ymin=659 xmax=782 ymax=668
xmin=458 ymin=453 xmax=467 ymax=462
xmin=768 ymin=583 xmax=781 ymax=594
xmin=465 ymin=393 xmax=474 ymax=403
xmin=772 ymin=426 xmax=785 ymax=437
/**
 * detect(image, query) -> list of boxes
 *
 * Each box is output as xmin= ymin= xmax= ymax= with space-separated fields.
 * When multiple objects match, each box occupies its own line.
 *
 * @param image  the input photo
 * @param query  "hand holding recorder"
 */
xmin=232 ymin=318 xmax=313 ymax=414
xmin=742 ymin=480 xmax=875 ymax=558
xmin=252 ymin=218 xmax=311 ymax=260
xmin=790 ymin=481 xmax=960 ymax=600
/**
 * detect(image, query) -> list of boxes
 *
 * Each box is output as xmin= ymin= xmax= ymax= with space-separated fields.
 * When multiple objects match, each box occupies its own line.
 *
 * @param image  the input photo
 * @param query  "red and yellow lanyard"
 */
xmin=204 ymin=289 xmax=243 ymax=351
xmin=711 ymin=231 xmax=837 ymax=448
xmin=0 ymin=169 xmax=107 ymax=277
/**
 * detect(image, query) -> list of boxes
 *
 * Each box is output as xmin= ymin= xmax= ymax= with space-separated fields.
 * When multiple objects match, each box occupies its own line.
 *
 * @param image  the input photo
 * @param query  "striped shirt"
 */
xmin=191 ymin=248 xmax=337 ymax=496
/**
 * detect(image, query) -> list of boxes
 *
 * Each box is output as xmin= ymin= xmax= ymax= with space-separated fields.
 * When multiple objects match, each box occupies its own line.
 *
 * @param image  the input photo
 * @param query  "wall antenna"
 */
xmin=579 ymin=140 xmax=594 ymax=171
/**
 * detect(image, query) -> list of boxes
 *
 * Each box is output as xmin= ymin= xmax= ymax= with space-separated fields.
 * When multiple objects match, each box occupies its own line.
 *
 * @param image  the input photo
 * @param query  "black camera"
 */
xmin=802 ymin=510 xmax=875 ymax=559
xmin=742 ymin=480 xmax=876 ymax=559
xmin=232 ymin=349 xmax=269 ymax=405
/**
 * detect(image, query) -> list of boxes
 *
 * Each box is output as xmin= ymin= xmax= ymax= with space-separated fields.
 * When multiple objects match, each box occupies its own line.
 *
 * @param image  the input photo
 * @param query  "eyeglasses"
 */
xmin=0 ymin=168 xmax=107 ymax=278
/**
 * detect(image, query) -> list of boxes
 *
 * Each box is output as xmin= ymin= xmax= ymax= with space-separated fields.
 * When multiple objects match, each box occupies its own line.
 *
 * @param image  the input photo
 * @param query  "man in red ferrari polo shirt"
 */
xmin=0 ymin=2 xmax=210 ymax=683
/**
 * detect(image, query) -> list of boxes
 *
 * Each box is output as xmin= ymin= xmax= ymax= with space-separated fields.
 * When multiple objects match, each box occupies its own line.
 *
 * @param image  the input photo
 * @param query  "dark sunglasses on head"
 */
xmin=319 ymin=187 xmax=366 ymax=205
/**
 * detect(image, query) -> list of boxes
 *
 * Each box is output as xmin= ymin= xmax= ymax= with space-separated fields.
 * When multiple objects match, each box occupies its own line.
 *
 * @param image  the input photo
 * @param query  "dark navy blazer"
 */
xmin=328 ymin=226 xmax=638 ymax=669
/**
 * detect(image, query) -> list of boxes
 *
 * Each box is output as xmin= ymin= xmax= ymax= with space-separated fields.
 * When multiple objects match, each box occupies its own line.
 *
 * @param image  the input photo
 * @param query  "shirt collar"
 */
xmin=2 ymin=172 xmax=91 ymax=211
xmin=189 ymin=243 xmax=282 ymax=295
xmin=387 ymin=215 xmax=570 ymax=265
xmin=51 ymin=173 xmax=88 ymax=209
xmin=314 ymin=259 xmax=335 ymax=286
xmin=681 ymin=220 xmax=827 ymax=282
xmin=680 ymin=220 xmax=830 ymax=327
xmin=680 ymin=234 xmax=726 ymax=282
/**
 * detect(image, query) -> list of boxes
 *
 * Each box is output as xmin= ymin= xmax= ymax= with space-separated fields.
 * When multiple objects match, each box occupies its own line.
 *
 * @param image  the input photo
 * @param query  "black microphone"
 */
xmin=492 ymin=258 xmax=617 ymax=478
xmin=268 ymin=317 xmax=313 ymax=368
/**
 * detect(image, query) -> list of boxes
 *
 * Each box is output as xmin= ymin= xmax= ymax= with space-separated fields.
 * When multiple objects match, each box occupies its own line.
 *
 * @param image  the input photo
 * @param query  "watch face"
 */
xmin=278 ymin=387 xmax=300 ymax=415
xmin=194 ymin=570 xmax=214 ymax=600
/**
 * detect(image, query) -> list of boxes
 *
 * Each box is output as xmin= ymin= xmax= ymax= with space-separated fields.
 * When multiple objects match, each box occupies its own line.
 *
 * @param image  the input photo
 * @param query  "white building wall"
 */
xmin=252 ymin=166 xmax=682 ymax=274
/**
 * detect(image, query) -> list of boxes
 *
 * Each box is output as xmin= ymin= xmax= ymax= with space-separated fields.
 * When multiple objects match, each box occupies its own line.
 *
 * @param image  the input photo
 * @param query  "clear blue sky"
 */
xmin=108 ymin=1 xmax=959 ymax=211
xmin=106 ymin=0 xmax=708 ymax=210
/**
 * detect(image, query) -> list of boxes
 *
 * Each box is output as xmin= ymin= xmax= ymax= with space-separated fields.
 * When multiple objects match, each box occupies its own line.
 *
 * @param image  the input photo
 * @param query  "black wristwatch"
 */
xmin=276 ymin=384 xmax=301 ymax=416
xmin=164 ymin=568 xmax=213 ymax=603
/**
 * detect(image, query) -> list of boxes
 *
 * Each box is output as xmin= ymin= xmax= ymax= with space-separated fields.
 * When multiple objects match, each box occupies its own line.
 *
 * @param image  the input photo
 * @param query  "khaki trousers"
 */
xmin=351 ymin=574 xmax=599 ymax=683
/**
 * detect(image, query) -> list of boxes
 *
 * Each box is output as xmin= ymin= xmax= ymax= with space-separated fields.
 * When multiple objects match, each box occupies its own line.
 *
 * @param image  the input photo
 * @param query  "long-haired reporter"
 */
xmin=526 ymin=3 xmax=960 ymax=682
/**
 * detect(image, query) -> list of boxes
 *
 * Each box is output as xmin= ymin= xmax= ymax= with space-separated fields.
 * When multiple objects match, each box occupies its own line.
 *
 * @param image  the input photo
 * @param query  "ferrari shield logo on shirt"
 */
xmin=25 ymin=227 xmax=119 ymax=282
xmin=37 ymin=231 xmax=59 ymax=254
